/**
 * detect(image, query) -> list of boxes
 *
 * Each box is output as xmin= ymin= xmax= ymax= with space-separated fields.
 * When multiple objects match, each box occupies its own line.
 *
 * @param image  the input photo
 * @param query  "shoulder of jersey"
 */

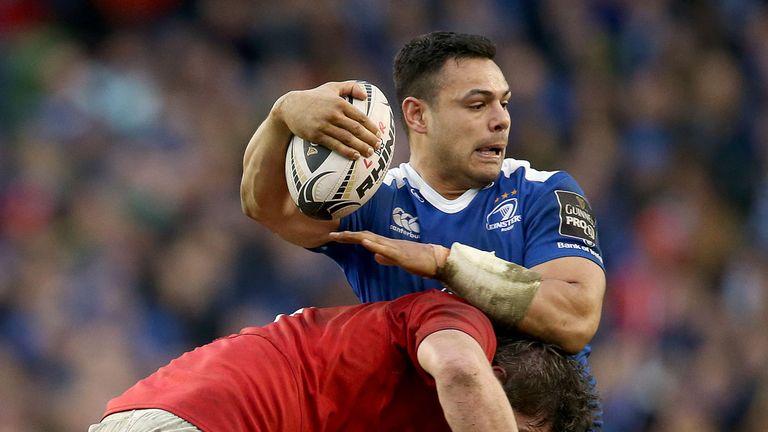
xmin=500 ymin=159 xmax=560 ymax=183
xmin=382 ymin=163 xmax=409 ymax=189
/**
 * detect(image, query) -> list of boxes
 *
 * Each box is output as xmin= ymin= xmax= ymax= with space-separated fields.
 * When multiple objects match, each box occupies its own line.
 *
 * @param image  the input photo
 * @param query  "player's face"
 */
xmin=426 ymin=58 xmax=511 ymax=190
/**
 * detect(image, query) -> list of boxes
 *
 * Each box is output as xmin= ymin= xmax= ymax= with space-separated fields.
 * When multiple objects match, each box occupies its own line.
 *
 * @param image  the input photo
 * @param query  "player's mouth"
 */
xmin=474 ymin=143 xmax=505 ymax=161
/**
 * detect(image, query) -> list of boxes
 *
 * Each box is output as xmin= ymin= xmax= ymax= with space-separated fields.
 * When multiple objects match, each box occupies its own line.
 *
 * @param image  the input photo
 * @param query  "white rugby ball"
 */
xmin=285 ymin=81 xmax=395 ymax=220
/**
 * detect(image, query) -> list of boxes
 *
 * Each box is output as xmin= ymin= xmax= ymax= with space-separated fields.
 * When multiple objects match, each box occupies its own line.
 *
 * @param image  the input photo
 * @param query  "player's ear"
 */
xmin=492 ymin=365 xmax=508 ymax=384
xmin=402 ymin=96 xmax=428 ymax=134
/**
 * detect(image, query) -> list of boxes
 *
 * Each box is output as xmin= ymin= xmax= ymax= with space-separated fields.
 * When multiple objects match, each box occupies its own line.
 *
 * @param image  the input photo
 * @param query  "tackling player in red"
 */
xmin=90 ymin=290 xmax=596 ymax=432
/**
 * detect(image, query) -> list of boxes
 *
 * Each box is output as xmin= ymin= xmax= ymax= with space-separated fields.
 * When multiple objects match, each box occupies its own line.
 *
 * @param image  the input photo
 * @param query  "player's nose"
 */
xmin=489 ymin=102 xmax=510 ymax=133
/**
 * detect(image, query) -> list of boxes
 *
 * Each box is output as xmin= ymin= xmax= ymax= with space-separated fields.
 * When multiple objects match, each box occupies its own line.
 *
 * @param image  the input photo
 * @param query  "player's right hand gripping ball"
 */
xmin=285 ymin=81 xmax=395 ymax=220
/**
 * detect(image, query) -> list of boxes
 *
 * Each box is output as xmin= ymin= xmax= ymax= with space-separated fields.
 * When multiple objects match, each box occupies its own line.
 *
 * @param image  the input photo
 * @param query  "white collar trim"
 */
xmin=402 ymin=163 xmax=481 ymax=214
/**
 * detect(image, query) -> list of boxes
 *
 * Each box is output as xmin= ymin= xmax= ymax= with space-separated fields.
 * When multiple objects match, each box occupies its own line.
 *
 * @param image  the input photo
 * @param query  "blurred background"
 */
xmin=0 ymin=0 xmax=766 ymax=430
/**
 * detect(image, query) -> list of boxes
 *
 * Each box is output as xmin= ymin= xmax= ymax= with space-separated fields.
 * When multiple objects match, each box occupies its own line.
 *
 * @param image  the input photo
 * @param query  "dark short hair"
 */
xmin=494 ymin=339 xmax=598 ymax=432
xmin=393 ymin=31 xmax=496 ymax=107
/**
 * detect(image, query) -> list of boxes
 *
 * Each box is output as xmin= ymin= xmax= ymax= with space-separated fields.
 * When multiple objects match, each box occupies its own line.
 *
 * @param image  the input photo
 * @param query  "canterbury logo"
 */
xmin=390 ymin=207 xmax=420 ymax=239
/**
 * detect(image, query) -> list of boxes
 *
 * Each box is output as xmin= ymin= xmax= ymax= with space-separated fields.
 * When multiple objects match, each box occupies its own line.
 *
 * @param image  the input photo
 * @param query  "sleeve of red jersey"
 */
xmin=406 ymin=290 xmax=497 ymax=384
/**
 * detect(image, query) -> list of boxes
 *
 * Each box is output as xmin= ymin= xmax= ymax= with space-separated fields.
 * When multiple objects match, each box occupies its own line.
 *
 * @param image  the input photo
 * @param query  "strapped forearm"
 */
xmin=436 ymin=242 xmax=541 ymax=327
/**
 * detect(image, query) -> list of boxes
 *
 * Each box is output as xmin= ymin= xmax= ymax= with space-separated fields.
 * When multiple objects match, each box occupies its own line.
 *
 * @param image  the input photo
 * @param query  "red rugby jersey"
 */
xmin=104 ymin=290 xmax=496 ymax=431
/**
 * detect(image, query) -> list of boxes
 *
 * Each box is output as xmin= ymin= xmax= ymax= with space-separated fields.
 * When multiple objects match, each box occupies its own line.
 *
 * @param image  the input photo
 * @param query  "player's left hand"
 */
xmin=329 ymin=231 xmax=449 ymax=278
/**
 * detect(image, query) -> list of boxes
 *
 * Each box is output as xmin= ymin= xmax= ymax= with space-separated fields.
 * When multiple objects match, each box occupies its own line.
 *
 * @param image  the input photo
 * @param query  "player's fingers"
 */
xmin=340 ymin=81 xmax=370 ymax=102
xmin=312 ymin=132 xmax=361 ymax=160
xmin=360 ymin=239 xmax=402 ymax=261
xmin=329 ymin=230 xmax=376 ymax=243
xmin=332 ymin=114 xmax=380 ymax=151
xmin=327 ymin=82 xmax=382 ymax=150
xmin=328 ymin=231 xmax=363 ymax=244
xmin=331 ymin=232 xmax=407 ymax=263
xmin=325 ymin=121 xmax=376 ymax=157
xmin=318 ymin=122 xmax=374 ymax=158
xmin=340 ymin=101 xmax=382 ymax=148
xmin=318 ymin=81 xmax=364 ymax=101
xmin=331 ymin=231 xmax=402 ymax=250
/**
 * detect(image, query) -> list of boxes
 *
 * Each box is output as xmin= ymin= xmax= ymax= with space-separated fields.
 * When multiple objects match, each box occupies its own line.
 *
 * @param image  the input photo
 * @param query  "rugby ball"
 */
xmin=285 ymin=81 xmax=395 ymax=220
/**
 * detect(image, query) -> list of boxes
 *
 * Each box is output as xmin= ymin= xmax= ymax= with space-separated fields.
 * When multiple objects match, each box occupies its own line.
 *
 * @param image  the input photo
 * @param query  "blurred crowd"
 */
xmin=1 ymin=0 xmax=767 ymax=431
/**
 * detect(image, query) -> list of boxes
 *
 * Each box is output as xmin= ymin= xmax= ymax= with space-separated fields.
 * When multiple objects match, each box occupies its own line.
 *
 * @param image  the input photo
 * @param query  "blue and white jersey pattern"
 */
xmin=318 ymin=159 xmax=604 ymax=303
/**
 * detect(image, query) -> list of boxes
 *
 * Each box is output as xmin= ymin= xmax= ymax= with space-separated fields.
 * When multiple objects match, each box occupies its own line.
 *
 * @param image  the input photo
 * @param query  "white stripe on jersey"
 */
xmin=383 ymin=163 xmax=478 ymax=214
xmin=501 ymin=159 xmax=559 ymax=182
xmin=383 ymin=160 xmax=559 ymax=214
xmin=383 ymin=164 xmax=408 ymax=188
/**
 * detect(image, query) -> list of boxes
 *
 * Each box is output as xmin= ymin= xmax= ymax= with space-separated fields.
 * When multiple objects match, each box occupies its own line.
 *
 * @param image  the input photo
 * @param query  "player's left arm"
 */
xmin=329 ymin=231 xmax=605 ymax=354
xmin=520 ymin=257 xmax=605 ymax=354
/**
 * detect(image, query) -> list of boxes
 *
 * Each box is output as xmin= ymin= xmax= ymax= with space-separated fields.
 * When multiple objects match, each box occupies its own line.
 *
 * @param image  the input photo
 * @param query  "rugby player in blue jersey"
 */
xmin=241 ymin=31 xmax=606 ymax=429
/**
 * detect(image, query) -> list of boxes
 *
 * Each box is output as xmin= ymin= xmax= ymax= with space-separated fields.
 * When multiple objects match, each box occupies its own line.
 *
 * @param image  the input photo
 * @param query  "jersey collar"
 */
xmin=402 ymin=163 xmax=488 ymax=214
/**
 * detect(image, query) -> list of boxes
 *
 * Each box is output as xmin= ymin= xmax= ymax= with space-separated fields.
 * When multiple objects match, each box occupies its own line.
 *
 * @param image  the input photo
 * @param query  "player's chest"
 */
xmin=381 ymin=189 xmax=527 ymax=251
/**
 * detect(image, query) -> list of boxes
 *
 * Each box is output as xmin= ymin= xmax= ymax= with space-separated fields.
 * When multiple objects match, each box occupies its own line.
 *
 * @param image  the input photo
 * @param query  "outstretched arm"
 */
xmin=330 ymin=231 xmax=605 ymax=354
xmin=240 ymin=82 xmax=381 ymax=248
xmin=417 ymin=329 xmax=518 ymax=432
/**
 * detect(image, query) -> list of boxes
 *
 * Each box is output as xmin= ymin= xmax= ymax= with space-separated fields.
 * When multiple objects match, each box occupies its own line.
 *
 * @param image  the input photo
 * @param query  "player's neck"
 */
xmin=408 ymin=160 xmax=470 ymax=200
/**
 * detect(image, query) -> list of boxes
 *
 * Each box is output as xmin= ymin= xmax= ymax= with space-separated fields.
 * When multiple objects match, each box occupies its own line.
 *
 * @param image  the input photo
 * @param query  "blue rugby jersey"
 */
xmin=318 ymin=159 xmax=604 ymax=302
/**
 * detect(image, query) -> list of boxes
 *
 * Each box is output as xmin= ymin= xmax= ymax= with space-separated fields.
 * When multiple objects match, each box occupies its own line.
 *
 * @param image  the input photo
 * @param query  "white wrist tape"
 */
xmin=437 ymin=242 xmax=541 ymax=326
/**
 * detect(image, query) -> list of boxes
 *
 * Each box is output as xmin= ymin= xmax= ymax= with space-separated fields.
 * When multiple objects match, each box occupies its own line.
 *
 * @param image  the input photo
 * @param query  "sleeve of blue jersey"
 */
xmin=521 ymin=172 xmax=605 ymax=270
